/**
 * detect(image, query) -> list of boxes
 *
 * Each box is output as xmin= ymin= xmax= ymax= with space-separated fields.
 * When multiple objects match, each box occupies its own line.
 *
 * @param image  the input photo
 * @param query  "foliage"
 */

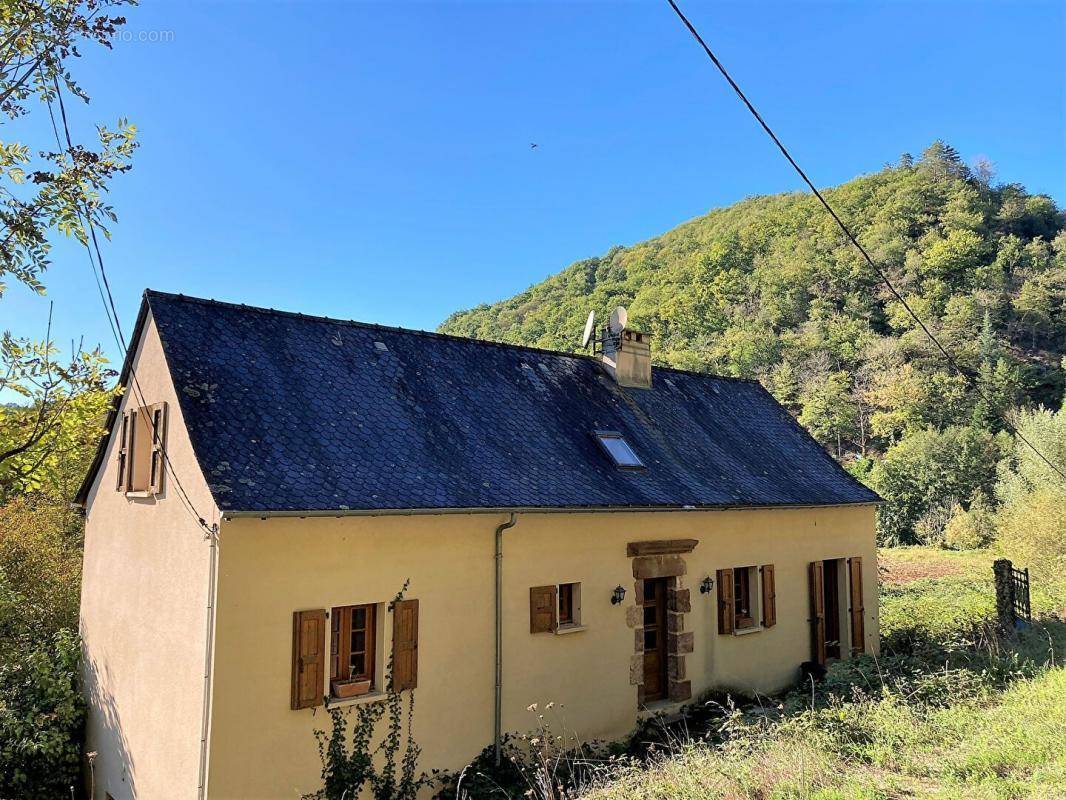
xmin=439 ymin=705 xmax=614 ymax=800
xmin=0 ymin=620 xmax=84 ymax=800
xmin=0 ymin=0 xmax=137 ymax=298
xmin=0 ymin=496 xmax=82 ymax=638
xmin=943 ymin=492 xmax=997 ymax=550
xmin=0 ymin=330 xmax=116 ymax=502
xmin=992 ymin=404 xmax=1066 ymax=608
xmin=440 ymin=143 xmax=1066 ymax=543
xmin=306 ymin=582 xmax=436 ymax=800
xmin=868 ymin=424 xmax=1006 ymax=545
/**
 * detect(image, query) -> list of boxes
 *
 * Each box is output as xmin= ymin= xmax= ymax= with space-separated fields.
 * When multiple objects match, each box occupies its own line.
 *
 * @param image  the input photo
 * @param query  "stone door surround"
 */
xmin=626 ymin=540 xmax=697 ymax=705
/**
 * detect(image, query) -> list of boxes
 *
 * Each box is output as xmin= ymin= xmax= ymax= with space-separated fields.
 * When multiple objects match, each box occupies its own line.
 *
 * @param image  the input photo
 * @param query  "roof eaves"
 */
xmin=220 ymin=499 xmax=885 ymax=519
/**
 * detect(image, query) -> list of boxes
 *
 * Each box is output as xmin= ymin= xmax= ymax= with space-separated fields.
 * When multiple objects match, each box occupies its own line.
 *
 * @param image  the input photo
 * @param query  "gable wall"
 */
xmin=80 ymin=312 xmax=221 ymax=800
xmin=206 ymin=503 xmax=877 ymax=799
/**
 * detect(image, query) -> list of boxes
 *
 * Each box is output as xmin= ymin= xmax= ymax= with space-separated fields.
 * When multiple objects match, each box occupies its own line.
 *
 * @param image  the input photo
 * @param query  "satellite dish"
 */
xmin=608 ymin=306 xmax=628 ymax=334
xmin=580 ymin=310 xmax=596 ymax=349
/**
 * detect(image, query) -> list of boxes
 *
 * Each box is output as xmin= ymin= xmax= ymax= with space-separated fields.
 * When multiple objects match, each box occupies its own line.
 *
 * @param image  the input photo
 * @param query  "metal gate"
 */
xmin=1010 ymin=566 xmax=1031 ymax=622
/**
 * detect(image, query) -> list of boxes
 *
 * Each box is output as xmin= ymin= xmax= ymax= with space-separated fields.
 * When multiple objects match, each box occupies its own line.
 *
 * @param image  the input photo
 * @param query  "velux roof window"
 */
xmin=594 ymin=431 xmax=644 ymax=469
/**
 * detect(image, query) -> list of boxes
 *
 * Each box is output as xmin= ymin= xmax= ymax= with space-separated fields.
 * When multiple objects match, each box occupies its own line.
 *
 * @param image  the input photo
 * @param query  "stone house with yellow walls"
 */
xmin=76 ymin=290 xmax=881 ymax=800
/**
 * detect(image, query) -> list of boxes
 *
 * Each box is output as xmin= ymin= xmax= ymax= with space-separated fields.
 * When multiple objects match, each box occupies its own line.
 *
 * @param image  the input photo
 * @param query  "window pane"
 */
xmin=596 ymin=434 xmax=643 ymax=468
xmin=643 ymin=605 xmax=656 ymax=625
xmin=644 ymin=629 xmax=657 ymax=649
xmin=353 ymin=608 xmax=366 ymax=629
xmin=350 ymin=653 xmax=365 ymax=676
xmin=352 ymin=630 xmax=366 ymax=653
xmin=559 ymin=583 xmax=573 ymax=624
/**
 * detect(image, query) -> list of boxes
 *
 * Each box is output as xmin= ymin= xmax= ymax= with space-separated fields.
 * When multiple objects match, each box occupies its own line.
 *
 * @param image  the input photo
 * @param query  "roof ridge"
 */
xmin=143 ymin=289 xmax=757 ymax=384
xmin=144 ymin=289 xmax=606 ymax=365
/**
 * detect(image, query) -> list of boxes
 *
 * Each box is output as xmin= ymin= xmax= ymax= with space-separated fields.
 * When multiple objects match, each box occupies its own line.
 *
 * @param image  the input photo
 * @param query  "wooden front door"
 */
xmin=642 ymin=578 xmax=668 ymax=701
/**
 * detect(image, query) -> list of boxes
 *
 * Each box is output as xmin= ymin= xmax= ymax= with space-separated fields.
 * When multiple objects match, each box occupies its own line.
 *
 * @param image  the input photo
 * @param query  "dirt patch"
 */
xmin=879 ymin=555 xmax=963 ymax=585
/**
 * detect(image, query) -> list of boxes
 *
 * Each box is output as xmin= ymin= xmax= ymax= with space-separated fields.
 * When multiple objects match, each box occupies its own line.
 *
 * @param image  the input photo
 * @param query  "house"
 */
xmin=76 ymin=290 xmax=881 ymax=800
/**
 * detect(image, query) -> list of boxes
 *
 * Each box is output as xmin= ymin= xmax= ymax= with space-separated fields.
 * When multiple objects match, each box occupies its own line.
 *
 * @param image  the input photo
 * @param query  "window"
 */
xmin=330 ymin=604 xmax=377 ymax=695
xmin=733 ymin=567 xmax=757 ymax=630
xmin=558 ymin=582 xmax=581 ymax=627
xmin=116 ymin=402 xmax=167 ymax=494
xmin=717 ymin=564 xmax=775 ymax=635
xmin=593 ymin=431 xmax=644 ymax=469
xmin=530 ymin=582 xmax=582 ymax=633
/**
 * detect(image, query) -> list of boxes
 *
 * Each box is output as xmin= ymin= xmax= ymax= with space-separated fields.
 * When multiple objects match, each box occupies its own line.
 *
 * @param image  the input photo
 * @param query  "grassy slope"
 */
xmin=584 ymin=549 xmax=1066 ymax=800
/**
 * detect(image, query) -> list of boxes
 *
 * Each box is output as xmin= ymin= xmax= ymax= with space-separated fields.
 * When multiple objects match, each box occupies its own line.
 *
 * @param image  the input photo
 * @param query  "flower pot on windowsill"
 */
xmin=331 ymin=679 xmax=371 ymax=699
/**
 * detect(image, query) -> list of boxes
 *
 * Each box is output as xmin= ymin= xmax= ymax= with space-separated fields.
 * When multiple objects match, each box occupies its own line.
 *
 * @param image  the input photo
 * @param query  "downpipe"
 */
xmin=197 ymin=523 xmax=220 ymax=800
xmin=494 ymin=512 xmax=517 ymax=767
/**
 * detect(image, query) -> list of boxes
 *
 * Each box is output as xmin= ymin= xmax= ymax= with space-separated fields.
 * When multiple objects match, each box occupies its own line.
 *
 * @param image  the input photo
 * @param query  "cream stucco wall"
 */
xmin=80 ymin=312 xmax=221 ymax=800
xmin=207 ymin=504 xmax=877 ymax=799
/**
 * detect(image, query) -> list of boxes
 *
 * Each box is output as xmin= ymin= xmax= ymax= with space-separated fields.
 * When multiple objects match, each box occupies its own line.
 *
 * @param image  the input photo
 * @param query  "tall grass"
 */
xmin=454 ymin=549 xmax=1064 ymax=800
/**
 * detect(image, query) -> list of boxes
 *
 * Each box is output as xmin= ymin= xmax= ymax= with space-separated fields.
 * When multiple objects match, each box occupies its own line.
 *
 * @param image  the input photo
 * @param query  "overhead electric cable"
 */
xmin=43 ymin=72 xmax=214 ymax=531
xmin=663 ymin=0 xmax=1066 ymax=482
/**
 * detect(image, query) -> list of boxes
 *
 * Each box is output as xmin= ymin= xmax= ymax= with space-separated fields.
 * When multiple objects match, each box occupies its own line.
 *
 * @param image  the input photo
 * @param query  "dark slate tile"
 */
xmin=146 ymin=291 xmax=881 ymax=513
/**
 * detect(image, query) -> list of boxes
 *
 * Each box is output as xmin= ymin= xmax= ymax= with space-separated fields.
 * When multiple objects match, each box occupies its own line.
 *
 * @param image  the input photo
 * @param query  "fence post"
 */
xmin=992 ymin=559 xmax=1015 ymax=631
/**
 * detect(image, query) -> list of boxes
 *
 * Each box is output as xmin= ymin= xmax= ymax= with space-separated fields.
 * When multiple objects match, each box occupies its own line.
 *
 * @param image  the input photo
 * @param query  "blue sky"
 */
xmin=5 ymin=0 xmax=1065 ymax=364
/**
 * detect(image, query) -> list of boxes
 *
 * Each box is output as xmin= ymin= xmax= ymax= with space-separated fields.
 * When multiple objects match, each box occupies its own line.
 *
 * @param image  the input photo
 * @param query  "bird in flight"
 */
xmin=530 ymin=143 xmax=538 ymax=149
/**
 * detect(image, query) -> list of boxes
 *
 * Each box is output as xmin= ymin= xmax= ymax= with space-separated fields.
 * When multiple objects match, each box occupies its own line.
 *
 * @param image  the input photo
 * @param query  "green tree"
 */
xmin=869 ymin=425 xmax=1005 ymax=545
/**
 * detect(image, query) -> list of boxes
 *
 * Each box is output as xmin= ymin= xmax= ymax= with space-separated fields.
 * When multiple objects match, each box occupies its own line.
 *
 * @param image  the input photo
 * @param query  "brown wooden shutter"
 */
xmin=148 ymin=402 xmax=168 ymax=494
xmin=116 ymin=412 xmax=130 ymax=491
xmin=809 ymin=561 xmax=826 ymax=665
xmin=848 ymin=557 xmax=865 ymax=654
xmin=761 ymin=564 xmax=776 ymax=628
xmin=529 ymin=585 xmax=557 ymax=633
xmin=716 ymin=568 xmax=734 ymax=634
xmin=392 ymin=599 xmax=419 ymax=691
xmin=291 ymin=609 xmax=326 ymax=710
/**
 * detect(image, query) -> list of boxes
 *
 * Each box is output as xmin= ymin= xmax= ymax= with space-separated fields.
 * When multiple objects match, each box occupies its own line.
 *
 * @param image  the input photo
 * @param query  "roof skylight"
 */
xmin=594 ymin=431 xmax=644 ymax=469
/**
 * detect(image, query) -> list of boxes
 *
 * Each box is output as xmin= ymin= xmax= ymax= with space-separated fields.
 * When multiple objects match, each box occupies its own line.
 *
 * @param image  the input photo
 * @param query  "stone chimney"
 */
xmin=602 ymin=326 xmax=652 ymax=389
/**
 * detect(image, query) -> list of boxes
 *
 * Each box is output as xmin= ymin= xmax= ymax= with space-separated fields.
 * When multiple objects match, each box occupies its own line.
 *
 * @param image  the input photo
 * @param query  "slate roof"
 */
xmin=81 ymin=290 xmax=881 ymax=514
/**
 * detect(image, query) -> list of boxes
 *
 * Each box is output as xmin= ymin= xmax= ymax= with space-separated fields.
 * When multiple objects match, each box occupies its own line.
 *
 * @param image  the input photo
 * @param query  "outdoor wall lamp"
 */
xmin=699 ymin=576 xmax=714 ymax=594
xmin=611 ymin=585 xmax=626 ymax=605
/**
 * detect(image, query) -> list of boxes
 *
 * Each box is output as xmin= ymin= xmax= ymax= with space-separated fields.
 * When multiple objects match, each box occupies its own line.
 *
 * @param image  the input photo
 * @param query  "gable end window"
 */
xmin=593 ymin=431 xmax=644 ymax=469
xmin=116 ymin=402 xmax=168 ymax=495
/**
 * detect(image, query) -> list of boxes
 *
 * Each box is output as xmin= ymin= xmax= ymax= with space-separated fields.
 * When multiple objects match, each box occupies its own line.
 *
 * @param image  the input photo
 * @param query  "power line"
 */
xmin=43 ymin=73 xmax=214 ymax=533
xmin=663 ymin=0 xmax=1066 ymax=483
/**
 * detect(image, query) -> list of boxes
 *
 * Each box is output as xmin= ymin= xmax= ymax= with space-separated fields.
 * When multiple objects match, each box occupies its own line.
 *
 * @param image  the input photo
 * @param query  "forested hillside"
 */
xmin=441 ymin=143 xmax=1066 ymax=544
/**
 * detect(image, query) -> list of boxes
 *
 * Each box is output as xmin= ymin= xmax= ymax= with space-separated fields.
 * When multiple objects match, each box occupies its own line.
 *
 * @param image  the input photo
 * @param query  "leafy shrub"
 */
xmin=0 ymin=497 xmax=83 ymax=639
xmin=943 ymin=493 xmax=997 ymax=550
xmin=0 ymin=625 xmax=85 ymax=800
xmin=438 ymin=702 xmax=629 ymax=800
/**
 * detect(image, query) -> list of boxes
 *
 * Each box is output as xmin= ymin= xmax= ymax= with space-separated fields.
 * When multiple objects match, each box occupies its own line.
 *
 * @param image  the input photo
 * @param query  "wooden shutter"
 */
xmin=148 ymin=402 xmax=168 ymax=494
xmin=808 ymin=561 xmax=826 ymax=665
xmin=291 ymin=609 xmax=326 ymax=710
xmin=716 ymin=568 xmax=734 ymax=634
xmin=392 ymin=599 xmax=419 ymax=691
xmin=761 ymin=564 xmax=776 ymax=628
xmin=529 ymin=585 xmax=557 ymax=633
xmin=116 ymin=412 xmax=130 ymax=491
xmin=848 ymin=557 xmax=865 ymax=654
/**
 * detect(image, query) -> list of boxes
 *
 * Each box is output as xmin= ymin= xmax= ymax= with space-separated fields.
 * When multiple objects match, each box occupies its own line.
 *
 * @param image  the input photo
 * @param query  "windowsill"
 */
xmin=555 ymin=624 xmax=586 ymax=635
xmin=325 ymin=690 xmax=387 ymax=709
xmin=733 ymin=624 xmax=763 ymax=636
xmin=124 ymin=490 xmax=153 ymax=499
